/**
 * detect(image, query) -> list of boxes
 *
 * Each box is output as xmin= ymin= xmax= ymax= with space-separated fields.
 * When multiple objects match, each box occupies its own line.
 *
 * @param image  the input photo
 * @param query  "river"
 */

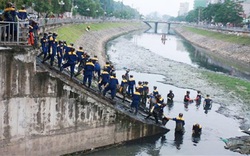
xmin=86 ymin=28 xmax=249 ymax=155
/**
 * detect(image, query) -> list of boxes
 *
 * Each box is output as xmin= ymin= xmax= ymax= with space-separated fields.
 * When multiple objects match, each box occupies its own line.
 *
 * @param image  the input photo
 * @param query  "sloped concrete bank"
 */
xmin=0 ymin=23 xmax=168 ymax=155
xmin=75 ymin=22 xmax=146 ymax=66
xmin=173 ymin=26 xmax=250 ymax=65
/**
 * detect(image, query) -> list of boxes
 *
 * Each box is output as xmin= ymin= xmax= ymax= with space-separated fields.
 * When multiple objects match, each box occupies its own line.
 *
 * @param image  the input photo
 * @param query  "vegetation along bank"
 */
xmin=54 ymin=22 xmax=145 ymax=66
xmin=174 ymin=26 xmax=250 ymax=105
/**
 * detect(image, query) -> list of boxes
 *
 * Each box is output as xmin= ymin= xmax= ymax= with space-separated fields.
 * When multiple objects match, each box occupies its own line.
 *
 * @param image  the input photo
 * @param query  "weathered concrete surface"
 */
xmin=173 ymin=26 xmax=250 ymax=64
xmin=0 ymin=47 xmax=167 ymax=156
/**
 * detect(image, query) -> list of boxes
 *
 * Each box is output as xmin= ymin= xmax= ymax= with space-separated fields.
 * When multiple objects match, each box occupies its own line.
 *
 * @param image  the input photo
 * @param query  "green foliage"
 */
xmin=54 ymin=22 xmax=133 ymax=43
xmin=202 ymin=71 xmax=250 ymax=104
xmin=176 ymin=1 xmax=244 ymax=25
xmin=184 ymin=26 xmax=250 ymax=45
xmin=0 ymin=0 xmax=139 ymax=19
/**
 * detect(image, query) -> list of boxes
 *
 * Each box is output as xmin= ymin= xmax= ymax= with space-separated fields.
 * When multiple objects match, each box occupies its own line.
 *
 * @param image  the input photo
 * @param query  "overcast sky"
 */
xmin=115 ymin=0 xmax=194 ymax=17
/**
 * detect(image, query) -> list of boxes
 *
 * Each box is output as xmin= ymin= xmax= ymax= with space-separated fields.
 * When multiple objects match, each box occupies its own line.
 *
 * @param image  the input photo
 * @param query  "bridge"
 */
xmin=143 ymin=21 xmax=182 ymax=34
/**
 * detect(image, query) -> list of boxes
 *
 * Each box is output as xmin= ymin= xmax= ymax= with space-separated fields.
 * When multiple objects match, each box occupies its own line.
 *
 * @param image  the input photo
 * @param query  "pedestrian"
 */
xmin=42 ymin=33 xmax=57 ymax=66
xmin=152 ymin=86 xmax=159 ymax=97
xmin=57 ymin=40 xmax=64 ymax=68
xmin=203 ymin=95 xmax=212 ymax=114
xmin=119 ymin=75 xmax=128 ymax=102
xmin=103 ymin=73 xmax=119 ymax=100
xmin=168 ymin=113 xmax=185 ymax=134
xmin=2 ymin=2 xmax=17 ymax=40
xmin=145 ymin=101 xmax=163 ymax=124
xmin=124 ymin=69 xmax=130 ymax=81
xmin=192 ymin=123 xmax=202 ymax=135
xmin=94 ymin=60 xmax=101 ymax=81
xmin=18 ymin=5 xmax=28 ymax=21
xmin=130 ymin=88 xmax=141 ymax=115
xmin=127 ymin=75 xmax=135 ymax=96
xmin=184 ymin=91 xmax=193 ymax=103
xmin=194 ymin=90 xmax=202 ymax=105
xmin=142 ymin=81 xmax=149 ymax=108
xmin=60 ymin=47 xmax=77 ymax=78
xmin=83 ymin=59 xmax=95 ymax=88
xmin=167 ymin=90 xmax=174 ymax=104
xmin=98 ymin=68 xmax=110 ymax=92
xmin=37 ymin=32 xmax=48 ymax=59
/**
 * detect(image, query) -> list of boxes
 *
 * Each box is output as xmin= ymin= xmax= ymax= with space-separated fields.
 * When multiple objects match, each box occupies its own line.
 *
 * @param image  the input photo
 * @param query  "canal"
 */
xmin=86 ymin=27 xmax=249 ymax=155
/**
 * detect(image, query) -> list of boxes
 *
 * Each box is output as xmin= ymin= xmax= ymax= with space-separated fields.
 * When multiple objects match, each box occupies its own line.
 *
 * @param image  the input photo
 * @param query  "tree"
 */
xmin=214 ymin=0 xmax=243 ymax=26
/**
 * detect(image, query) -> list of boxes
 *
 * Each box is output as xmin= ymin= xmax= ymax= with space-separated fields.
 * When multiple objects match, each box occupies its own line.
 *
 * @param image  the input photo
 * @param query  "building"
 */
xmin=178 ymin=2 xmax=189 ymax=16
xmin=194 ymin=0 xmax=207 ymax=9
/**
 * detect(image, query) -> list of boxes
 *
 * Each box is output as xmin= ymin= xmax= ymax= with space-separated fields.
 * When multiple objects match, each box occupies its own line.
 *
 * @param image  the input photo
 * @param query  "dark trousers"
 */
xmin=83 ymin=75 xmax=93 ymax=87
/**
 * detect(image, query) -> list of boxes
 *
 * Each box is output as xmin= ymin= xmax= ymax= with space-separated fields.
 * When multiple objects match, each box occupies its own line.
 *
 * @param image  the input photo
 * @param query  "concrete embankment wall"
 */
xmin=173 ymin=26 xmax=250 ymax=64
xmin=0 ymin=23 xmax=166 ymax=155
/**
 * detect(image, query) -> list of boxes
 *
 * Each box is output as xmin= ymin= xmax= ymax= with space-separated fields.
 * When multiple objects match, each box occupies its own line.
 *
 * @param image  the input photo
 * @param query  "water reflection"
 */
xmin=174 ymin=132 xmax=184 ymax=150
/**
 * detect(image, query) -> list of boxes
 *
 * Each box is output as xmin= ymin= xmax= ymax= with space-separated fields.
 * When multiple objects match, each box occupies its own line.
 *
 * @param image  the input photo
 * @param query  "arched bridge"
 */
xmin=143 ymin=21 xmax=182 ymax=34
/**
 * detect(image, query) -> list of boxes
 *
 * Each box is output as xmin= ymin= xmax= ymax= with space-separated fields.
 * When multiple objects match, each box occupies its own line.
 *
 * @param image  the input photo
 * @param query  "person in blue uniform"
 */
xmin=75 ymin=46 xmax=85 ymax=76
xmin=3 ymin=2 xmax=17 ymax=40
xmin=75 ymin=53 xmax=89 ymax=77
xmin=167 ymin=90 xmax=174 ymax=104
xmin=98 ymin=68 xmax=110 ymax=92
xmin=60 ymin=47 xmax=77 ymax=78
xmin=203 ymin=95 xmax=212 ymax=114
xmin=83 ymin=59 xmax=95 ymax=88
xmin=130 ymin=88 xmax=141 ymax=115
xmin=104 ymin=62 xmax=112 ymax=74
xmin=142 ymin=81 xmax=149 ymax=108
xmin=42 ymin=33 xmax=58 ymax=66
xmin=94 ymin=60 xmax=101 ymax=81
xmin=37 ymin=33 xmax=48 ymax=59
xmin=119 ymin=75 xmax=128 ymax=102
xmin=145 ymin=99 xmax=164 ymax=124
xmin=103 ymin=73 xmax=119 ymax=100
xmin=169 ymin=113 xmax=185 ymax=134
xmin=127 ymin=75 xmax=135 ymax=96
xmin=18 ymin=5 xmax=28 ymax=20
xmin=57 ymin=40 xmax=64 ymax=68
xmin=192 ymin=123 xmax=202 ymax=143
xmin=152 ymin=86 xmax=159 ymax=97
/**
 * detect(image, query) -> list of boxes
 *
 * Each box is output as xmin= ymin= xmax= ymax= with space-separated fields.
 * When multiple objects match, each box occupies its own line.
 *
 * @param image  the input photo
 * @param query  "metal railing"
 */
xmin=0 ymin=20 xmax=29 ymax=45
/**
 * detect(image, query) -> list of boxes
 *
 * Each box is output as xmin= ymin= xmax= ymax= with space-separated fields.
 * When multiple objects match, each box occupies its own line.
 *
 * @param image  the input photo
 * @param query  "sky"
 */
xmin=115 ymin=0 xmax=194 ymax=17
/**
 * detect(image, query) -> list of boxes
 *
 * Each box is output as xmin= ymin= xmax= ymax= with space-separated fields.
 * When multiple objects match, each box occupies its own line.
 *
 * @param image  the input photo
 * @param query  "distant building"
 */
xmin=194 ymin=0 xmax=207 ymax=9
xmin=178 ymin=2 xmax=189 ymax=16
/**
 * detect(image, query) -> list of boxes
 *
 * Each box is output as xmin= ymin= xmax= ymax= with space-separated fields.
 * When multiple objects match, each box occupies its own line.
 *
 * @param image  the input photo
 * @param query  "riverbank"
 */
xmin=173 ymin=26 xmax=250 ymax=64
xmin=55 ymin=22 xmax=146 ymax=66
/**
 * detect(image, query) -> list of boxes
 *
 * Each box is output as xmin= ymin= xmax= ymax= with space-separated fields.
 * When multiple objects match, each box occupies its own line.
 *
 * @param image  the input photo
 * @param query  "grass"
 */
xmin=184 ymin=26 xmax=250 ymax=45
xmin=202 ymin=71 xmax=250 ymax=104
xmin=54 ymin=22 xmax=137 ymax=44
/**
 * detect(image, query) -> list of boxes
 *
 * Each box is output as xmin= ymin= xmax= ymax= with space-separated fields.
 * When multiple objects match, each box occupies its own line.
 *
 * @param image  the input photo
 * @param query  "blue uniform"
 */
xmin=3 ymin=7 xmax=17 ymax=39
xmin=38 ymin=35 xmax=48 ymax=59
xmin=83 ymin=61 xmax=95 ymax=87
xmin=103 ymin=76 xmax=119 ymax=99
xmin=98 ymin=71 xmax=110 ymax=91
xmin=57 ymin=44 xmax=63 ymax=68
xmin=18 ymin=9 xmax=27 ymax=20
xmin=76 ymin=49 xmax=84 ymax=62
xmin=94 ymin=62 xmax=101 ymax=80
xmin=61 ymin=50 xmax=77 ymax=78
xmin=153 ymin=89 xmax=159 ymax=97
xmin=128 ymin=78 xmax=135 ymax=96
xmin=130 ymin=92 xmax=141 ymax=114
xmin=172 ymin=117 xmax=185 ymax=133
